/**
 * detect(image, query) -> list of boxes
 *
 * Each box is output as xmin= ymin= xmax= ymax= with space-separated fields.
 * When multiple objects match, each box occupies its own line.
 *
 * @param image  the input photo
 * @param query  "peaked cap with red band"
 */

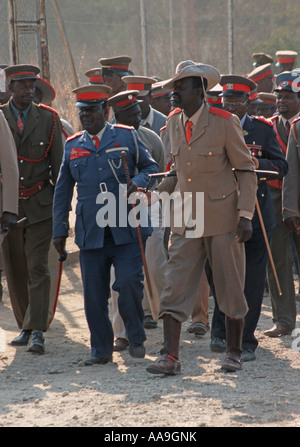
xmin=274 ymin=70 xmax=300 ymax=93
xmin=151 ymin=80 xmax=172 ymax=98
xmin=72 ymin=85 xmax=112 ymax=107
xmin=121 ymin=75 xmax=157 ymax=97
xmin=206 ymin=83 xmax=222 ymax=106
xmin=5 ymin=64 xmax=40 ymax=83
xmin=252 ymin=52 xmax=274 ymax=68
xmin=276 ymin=50 xmax=298 ymax=67
xmin=107 ymin=90 xmax=142 ymax=112
xmin=220 ymin=74 xmax=256 ymax=96
xmin=84 ymin=68 xmax=104 ymax=85
xmin=99 ymin=55 xmax=132 ymax=77
xmin=258 ymin=92 xmax=277 ymax=105
xmin=248 ymin=63 xmax=273 ymax=83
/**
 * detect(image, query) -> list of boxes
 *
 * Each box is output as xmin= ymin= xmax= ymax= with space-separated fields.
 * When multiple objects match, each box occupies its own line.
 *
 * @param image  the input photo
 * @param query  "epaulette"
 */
xmin=269 ymin=114 xmax=278 ymax=122
xmin=253 ymin=115 xmax=273 ymax=127
xmin=66 ymin=131 xmax=82 ymax=142
xmin=167 ymin=107 xmax=181 ymax=119
xmin=39 ymin=103 xmax=59 ymax=115
xmin=114 ymin=123 xmax=133 ymax=130
xmin=291 ymin=116 xmax=300 ymax=126
xmin=209 ymin=106 xmax=231 ymax=119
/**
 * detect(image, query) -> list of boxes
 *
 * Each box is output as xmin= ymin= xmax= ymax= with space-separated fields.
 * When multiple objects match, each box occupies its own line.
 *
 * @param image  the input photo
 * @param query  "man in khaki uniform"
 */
xmin=1 ymin=65 xmax=64 ymax=354
xmin=0 ymin=65 xmax=18 ymax=298
xmin=283 ymin=117 xmax=300 ymax=228
xmin=0 ymin=110 xmax=19 ymax=239
xmin=145 ymin=64 xmax=257 ymax=375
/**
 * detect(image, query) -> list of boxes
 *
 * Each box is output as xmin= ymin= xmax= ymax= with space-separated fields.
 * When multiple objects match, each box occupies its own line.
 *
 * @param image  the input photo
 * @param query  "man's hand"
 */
xmin=0 ymin=212 xmax=18 ymax=234
xmin=53 ymin=237 xmax=67 ymax=259
xmin=284 ymin=217 xmax=300 ymax=234
xmin=127 ymin=181 xmax=138 ymax=197
xmin=236 ymin=217 xmax=253 ymax=243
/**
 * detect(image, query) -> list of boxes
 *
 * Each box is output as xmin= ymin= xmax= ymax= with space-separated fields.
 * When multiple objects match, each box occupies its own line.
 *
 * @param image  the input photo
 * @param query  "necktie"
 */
xmin=186 ymin=120 xmax=193 ymax=143
xmin=92 ymin=136 xmax=100 ymax=149
xmin=17 ymin=112 xmax=24 ymax=133
xmin=286 ymin=121 xmax=291 ymax=136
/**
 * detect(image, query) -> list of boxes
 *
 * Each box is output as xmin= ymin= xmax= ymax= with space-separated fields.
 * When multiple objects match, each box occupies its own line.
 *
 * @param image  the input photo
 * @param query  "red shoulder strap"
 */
xmin=39 ymin=103 xmax=59 ymax=115
xmin=66 ymin=131 xmax=82 ymax=142
xmin=115 ymin=123 xmax=133 ymax=130
xmin=254 ymin=116 xmax=273 ymax=127
xmin=291 ymin=118 xmax=300 ymax=142
xmin=209 ymin=106 xmax=231 ymax=119
xmin=167 ymin=107 xmax=181 ymax=118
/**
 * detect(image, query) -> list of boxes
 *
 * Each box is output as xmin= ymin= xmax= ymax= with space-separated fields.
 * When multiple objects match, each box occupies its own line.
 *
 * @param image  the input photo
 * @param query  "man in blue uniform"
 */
xmin=209 ymin=75 xmax=288 ymax=361
xmin=52 ymin=85 xmax=158 ymax=365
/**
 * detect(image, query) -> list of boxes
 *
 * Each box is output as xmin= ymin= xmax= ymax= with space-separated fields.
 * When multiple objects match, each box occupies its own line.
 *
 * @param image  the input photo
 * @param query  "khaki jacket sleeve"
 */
xmin=283 ymin=122 xmax=300 ymax=219
xmin=0 ymin=110 xmax=19 ymax=215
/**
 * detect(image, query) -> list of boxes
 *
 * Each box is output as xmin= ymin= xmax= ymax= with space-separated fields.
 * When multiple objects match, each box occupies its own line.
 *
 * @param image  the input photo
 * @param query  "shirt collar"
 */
xmin=240 ymin=113 xmax=247 ymax=128
xmin=282 ymin=113 xmax=300 ymax=126
xmin=141 ymin=106 xmax=154 ymax=127
xmin=10 ymin=100 xmax=32 ymax=121
xmin=182 ymin=102 xmax=205 ymax=127
xmin=87 ymin=123 xmax=107 ymax=144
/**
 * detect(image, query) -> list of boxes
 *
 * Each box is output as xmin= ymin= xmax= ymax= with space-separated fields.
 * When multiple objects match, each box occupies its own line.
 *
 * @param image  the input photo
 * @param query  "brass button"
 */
xmin=187 ymin=162 xmax=191 ymax=166
xmin=188 ymin=178 xmax=192 ymax=182
xmin=187 ymin=146 xmax=192 ymax=151
xmin=208 ymin=151 xmax=212 ymax=156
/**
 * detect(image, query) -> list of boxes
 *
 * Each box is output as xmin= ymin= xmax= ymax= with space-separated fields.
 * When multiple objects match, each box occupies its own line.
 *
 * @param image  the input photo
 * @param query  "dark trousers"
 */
xmin=209 ymin=228 xmax=271 ymax=351
xmin=80 ymin=231 xmax=146 ymax=359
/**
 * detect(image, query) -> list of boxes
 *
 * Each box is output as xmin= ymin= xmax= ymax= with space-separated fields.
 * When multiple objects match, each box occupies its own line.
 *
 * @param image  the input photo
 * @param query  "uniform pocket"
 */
xmin=70 ymin=157 xmax=88 ymax=182
xmin=197 ymin=147 xmax=226 ymax=173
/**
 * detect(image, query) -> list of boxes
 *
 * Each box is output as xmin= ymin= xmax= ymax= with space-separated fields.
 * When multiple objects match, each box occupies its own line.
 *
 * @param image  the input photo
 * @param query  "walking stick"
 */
xmin=255 ymin=197 xmax=282 ymax=296
xmin=48 ymin=249 xmax=67 ymax=325
xmin=120 ymin=151 xmax=154 ymax=301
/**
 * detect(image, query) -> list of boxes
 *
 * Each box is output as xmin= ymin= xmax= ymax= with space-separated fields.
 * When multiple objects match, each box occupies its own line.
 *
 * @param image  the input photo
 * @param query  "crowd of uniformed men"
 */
xmin=0 ymin=47 xmax=299 ymax=374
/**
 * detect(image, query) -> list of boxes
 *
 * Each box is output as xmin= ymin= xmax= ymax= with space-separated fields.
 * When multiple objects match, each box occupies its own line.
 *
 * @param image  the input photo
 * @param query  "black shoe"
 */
xmin=241 ymin=348 xmax=256 ymax=362
xmin=129 ymin=342 xmax=146 ymax=358
xmin=10 ymin=330 xmax=31 ymax=346
xmin=81 ymin=356 xmax=112 ymax=366
xmin=210 ymin=336 xmax=226 ymax=352
xmin=144 ymin=316 xmax=158 ymax=329
xmin=28 ymin=330 xmax=44 ymax=354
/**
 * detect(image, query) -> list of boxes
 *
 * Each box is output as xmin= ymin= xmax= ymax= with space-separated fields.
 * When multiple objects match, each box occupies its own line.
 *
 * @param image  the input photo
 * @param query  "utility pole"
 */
xmin=52 ymin=0 xmax=79 ymax=88
xmin=140 ymin=0 xmax=148 ymax=76
xmin=228 ymin=0 xmax=234 ymax=74
xmin=169 ymin=0 xmax=174 ymax=75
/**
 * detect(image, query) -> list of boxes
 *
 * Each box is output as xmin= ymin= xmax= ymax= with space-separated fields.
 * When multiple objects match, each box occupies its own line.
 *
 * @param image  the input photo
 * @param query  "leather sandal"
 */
xmin=221 ymin=351 xmax=243 ymax=372
xmin=146 ymin=353 xmax=181 ymax=375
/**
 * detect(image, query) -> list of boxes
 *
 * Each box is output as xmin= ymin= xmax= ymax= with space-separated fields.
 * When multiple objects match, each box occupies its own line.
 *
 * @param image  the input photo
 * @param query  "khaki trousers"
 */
xmin=160 ymin=231 xmax=248 ymax=322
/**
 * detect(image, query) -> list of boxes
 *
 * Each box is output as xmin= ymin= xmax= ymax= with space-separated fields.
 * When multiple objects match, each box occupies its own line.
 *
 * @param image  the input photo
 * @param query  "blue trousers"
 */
xmin=80 ymin=231 xmax=146 ymax=358
xmin=209 ymin=228 xmax=271 ymax=351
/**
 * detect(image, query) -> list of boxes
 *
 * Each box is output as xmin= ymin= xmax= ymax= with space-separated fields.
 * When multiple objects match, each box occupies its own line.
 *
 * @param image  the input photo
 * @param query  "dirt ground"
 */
xmin=0 ymin=246 xmax=300 ymax=430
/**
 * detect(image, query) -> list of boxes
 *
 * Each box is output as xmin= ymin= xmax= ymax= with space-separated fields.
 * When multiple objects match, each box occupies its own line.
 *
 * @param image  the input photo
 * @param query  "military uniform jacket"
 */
xmin=157 ymin=105 xmax=257 ymax=237
xmin=283 ymin=117 xmax=300 ymax=219
xmin=243 ymin=114 xmax=288 ymax=231
xmin=0 ymin=101 xmax=64 ymax=224
xmin=53 ymin=123 xmax=158 ymax=249
xmin=0 ymin=110 xmax=19 ymax=216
